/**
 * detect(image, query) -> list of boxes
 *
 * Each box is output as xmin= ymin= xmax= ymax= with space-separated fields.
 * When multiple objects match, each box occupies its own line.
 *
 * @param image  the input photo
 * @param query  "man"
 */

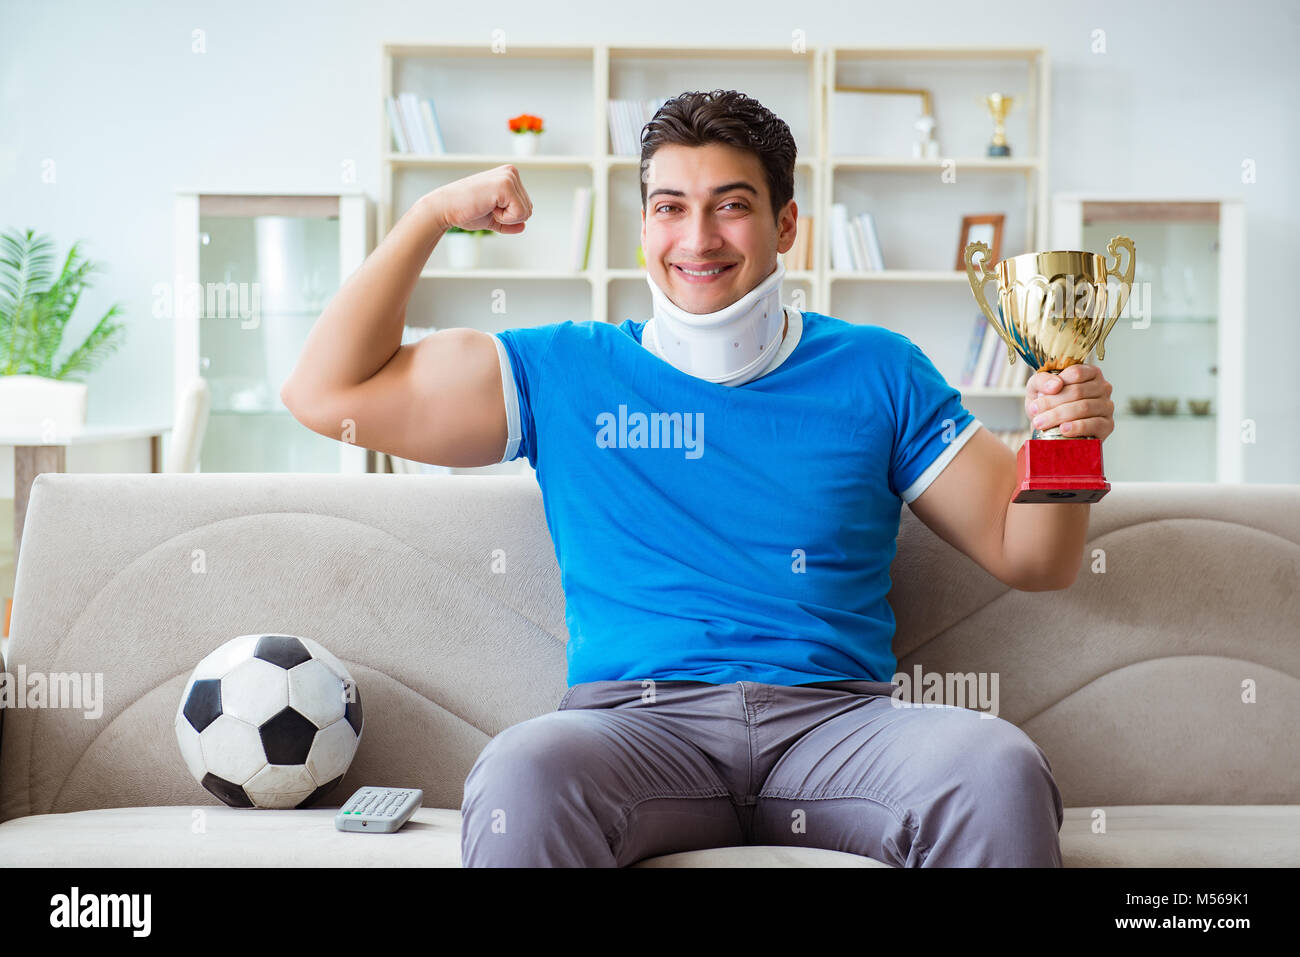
xmin=282 ymin=89 xmax=1114 ymax=868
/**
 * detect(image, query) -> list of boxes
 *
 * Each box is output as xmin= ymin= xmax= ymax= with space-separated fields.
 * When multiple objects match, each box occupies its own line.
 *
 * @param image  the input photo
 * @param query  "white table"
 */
xmin=1 ymin=423 xmax=172 ymax=567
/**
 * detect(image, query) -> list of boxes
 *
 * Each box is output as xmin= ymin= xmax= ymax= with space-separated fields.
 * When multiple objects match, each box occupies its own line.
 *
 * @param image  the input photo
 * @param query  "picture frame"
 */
xmin=956 ymin=214 xmax=1004 ymax=269
xmin=831 ymin=85 xmax=933 ymax=157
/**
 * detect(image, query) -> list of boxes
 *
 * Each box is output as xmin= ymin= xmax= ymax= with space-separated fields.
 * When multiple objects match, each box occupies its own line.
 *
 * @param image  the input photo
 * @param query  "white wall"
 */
xmin=1 ymin=0 xmax=1296 ymax=481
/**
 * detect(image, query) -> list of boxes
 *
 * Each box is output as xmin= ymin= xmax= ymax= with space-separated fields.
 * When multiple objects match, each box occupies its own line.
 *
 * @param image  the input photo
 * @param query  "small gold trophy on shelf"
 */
xmin=983 ymin=93 xmax=1014 ymax=157
xmin=964 ymin=236 xmax=1136 ymax=503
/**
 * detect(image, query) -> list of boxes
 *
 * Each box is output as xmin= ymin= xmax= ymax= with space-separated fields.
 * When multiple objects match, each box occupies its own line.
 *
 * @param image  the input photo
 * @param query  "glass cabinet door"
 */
xmin=1079 ymin=201 xmax=1222 ymax=482
xmin=195 ymin=196 xmax=343 ymax=472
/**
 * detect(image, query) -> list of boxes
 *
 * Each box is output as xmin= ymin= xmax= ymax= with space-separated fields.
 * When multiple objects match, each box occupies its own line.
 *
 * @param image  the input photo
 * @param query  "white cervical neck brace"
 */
xmin=644 ymin=259 xmax=787 ymax=386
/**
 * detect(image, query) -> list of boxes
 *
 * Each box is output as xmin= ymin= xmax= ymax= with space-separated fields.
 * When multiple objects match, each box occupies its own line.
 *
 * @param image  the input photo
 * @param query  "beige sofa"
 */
xmin=0 ymin=473 xmax=1296 ymax=867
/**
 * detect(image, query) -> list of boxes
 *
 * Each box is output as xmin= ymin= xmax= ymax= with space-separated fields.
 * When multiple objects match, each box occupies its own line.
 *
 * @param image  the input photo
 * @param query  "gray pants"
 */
xmin=461 ymin=679 xmax=1064 ymax=867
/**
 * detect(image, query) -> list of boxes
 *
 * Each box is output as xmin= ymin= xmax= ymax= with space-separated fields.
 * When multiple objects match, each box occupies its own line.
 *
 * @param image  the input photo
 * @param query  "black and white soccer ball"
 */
xmin=174 ymin=633 xmax=363 ymax=809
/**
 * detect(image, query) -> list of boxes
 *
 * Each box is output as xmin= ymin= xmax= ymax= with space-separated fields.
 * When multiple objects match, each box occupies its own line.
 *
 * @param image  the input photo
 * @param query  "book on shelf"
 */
xmin=386 ymin=93 xmax=445 ymax=154
xmin=607 ymin=98 xmax=670 ymax=155
xmin=859 ymin=212 xmax=884 ymax=270
xmin=848 ymin=218 xmax=869 ymax=270
xmin=420 ymin=99 xmax=445 ymax=153
xmin=385 ymin=97 xmax=409 ymax=153
xmin=960 ymin=312 xmax=1030 ymax=392
xmin=829 ymin=204 xmax=854 ymax=271
xmin=570 ymin=187 xmax=594 ymax=271
xmin=959 ymin=314 xmax=988 ymax=386
xmin=997 ymin=349 xmax=1032 ymax=390
xmin=828 ymin=204 xmax=885 ymax=271
xmin=400 ymin=93 xmax=430 ymax=154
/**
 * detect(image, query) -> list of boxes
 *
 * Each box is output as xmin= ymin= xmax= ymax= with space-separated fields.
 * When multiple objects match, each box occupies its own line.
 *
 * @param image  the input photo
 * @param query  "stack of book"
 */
xmin=959 ymin=312 xmax=1033 ymax=391
xmin=607 ymin=98 xmax=670 ymax=155
xmin=828 ymin=204 xmax=884 ymax=271
xmin=386 ymin=93 xmax=446 ymax=154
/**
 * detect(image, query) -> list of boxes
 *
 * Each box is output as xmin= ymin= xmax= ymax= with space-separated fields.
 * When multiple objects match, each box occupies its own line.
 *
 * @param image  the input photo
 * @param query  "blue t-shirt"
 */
xmin=492 ymin=308 xmax=980 ymax=688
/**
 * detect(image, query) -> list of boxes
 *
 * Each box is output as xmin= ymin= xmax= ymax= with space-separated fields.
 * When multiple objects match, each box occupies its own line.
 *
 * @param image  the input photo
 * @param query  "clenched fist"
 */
xmin=1026 ymin=363 xmax=1115 ymax=441
xmin=429 ymin=164 xmax=534 ymax=235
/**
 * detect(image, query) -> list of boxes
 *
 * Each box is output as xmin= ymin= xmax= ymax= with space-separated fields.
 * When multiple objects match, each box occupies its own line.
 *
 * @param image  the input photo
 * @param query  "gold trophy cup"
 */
xmin=964 ymin=236 xmax=1136 ymax=503
xmin=983 ymin=93 xmax=1014 ymax=157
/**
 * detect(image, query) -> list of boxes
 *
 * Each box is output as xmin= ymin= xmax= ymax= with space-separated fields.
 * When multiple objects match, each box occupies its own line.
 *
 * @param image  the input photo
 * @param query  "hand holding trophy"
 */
xmin=963 ymin=235 xmax=1136 ymax=503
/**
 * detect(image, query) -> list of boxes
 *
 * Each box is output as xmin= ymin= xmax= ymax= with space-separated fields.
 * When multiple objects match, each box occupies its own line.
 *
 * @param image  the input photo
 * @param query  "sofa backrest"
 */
xmin=1 ymin=473 xmax=1296 ymax=823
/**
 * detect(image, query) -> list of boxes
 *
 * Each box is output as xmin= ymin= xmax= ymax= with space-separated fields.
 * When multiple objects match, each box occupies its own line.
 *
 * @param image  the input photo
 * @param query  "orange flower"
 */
xmin=508 ymin=113 xmax=544 ymax=133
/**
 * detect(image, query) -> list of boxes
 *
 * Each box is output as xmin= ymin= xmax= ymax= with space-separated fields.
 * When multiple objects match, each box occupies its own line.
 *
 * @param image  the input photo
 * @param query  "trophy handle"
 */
xmin=963 ymin=241 xmax=1019 ymax=366
xmin=1096 ymin=234 xmax=1136 ymax=361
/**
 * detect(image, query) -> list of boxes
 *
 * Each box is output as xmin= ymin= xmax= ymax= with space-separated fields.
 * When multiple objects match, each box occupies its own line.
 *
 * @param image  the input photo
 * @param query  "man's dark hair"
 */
xmin=639 ymin=89 xmax=797 ymax=226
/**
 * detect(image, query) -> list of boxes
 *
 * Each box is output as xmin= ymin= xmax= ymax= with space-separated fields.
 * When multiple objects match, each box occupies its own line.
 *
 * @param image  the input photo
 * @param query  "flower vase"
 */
xmin=511 ymin=134 xmax=540 ymax=157
xmin=445 ymin=232 xmax=480 ymax=270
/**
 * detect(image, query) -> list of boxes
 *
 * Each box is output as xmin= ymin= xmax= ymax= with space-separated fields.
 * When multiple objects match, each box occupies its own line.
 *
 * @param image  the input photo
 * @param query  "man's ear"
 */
xmin=777 ymin=200 xmax=798 ymax=255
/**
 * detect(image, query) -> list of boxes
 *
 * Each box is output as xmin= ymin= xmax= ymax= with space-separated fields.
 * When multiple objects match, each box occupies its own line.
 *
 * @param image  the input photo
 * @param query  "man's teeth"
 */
xmin=678 ymin=265 xmax=730 ymax=276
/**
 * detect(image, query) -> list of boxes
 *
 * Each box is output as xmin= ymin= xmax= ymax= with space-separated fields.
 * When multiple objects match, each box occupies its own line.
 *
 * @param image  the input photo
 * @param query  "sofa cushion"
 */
xmin=632 ymin=845 xmax=888 ymax=867
xmin=1059 ymin=805 xmax=1300 ymax=867
xmin=0 ymin=806 xmax=466 ymax=867
xmin=2 ymin=804 xmax=1296 ymax=867
xmin=0 ymin=805 xmax=883 ymax=867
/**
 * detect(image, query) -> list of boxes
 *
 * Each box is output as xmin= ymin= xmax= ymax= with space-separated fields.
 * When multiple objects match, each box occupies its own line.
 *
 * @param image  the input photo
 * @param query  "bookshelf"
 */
xmin=379 ymin=42 xmax=1050 ymax=470
xmin=823 ymin=46 xmax=1049 ymax=450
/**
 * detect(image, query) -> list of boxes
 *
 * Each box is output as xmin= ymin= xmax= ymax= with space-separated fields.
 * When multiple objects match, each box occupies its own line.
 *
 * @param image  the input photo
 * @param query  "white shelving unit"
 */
xmin=379 ymin=43 xmax=1050 ymax=470
xmin=1052 ymin=195 xmax=1246 ymax=483
xmin=823 ymin=46 xmax=1049 ymax=426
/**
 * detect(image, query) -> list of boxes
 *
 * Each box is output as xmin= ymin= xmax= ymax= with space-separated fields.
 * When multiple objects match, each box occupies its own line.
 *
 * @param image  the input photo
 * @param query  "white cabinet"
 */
xmin=1052 ymin=196 xmax=1246 ymax=482
xmin=173 ymin=191 xmax=372 ymax=473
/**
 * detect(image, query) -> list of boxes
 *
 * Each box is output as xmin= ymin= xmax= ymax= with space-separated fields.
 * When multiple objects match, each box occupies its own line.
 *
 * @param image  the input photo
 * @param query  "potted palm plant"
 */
xmin=0 ymin=228 xmax=127 ymax=428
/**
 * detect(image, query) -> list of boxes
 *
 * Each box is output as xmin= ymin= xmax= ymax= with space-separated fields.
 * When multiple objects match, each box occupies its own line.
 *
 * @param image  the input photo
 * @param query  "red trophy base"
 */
xmin=1014 ymin=437 xmax=1110 ymax=503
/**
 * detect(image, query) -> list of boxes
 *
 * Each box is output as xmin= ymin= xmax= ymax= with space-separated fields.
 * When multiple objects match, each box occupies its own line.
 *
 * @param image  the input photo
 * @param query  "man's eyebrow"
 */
xmin=646 ymin=181 xmax=759 ymax=202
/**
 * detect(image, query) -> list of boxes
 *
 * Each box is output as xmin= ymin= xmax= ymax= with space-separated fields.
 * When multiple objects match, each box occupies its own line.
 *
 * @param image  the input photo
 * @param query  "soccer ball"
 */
xmin=174 ymin=633 xmax=363 ymax=809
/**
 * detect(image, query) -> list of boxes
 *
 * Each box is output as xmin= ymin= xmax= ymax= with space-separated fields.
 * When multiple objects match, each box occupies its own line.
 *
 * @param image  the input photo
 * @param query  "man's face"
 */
xmin=641 ymin=143 xmax=797 ymax=315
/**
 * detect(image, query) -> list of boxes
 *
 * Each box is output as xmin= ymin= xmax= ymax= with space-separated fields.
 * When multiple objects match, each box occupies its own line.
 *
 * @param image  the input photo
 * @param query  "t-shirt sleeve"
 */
xmin=493 ymin=323 xmax=561 ymax=469
xmin=888 ymin=336 xmax=981 ymax=504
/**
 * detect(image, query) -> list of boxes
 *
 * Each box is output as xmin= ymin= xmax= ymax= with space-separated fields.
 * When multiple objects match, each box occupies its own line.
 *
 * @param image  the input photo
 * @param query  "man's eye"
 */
xmin=655 ymin=203 xmax=747 ymax=213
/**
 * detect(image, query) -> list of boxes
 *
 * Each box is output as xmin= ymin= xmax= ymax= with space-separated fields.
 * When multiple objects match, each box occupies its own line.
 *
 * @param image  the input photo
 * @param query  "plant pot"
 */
xmin=445 ymin=232 xmax=481 ymax=269
xmin=511 ymin=133 xmax=541 ymax=157
xmin=0 ymin=374 xmax=88 ymax=430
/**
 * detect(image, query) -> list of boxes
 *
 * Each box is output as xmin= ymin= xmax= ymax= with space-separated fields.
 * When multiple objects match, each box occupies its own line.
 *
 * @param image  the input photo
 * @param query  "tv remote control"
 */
xmin=334 ymin=786 xmax=423 ymax=833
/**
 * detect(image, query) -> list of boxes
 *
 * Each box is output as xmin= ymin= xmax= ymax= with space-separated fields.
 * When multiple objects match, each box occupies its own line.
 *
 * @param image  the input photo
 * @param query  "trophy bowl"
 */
xmin=964 ymin=235 xmax=1135 ymax=503
xmin=1128 ymin=397 xmax=1155 ymax=416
